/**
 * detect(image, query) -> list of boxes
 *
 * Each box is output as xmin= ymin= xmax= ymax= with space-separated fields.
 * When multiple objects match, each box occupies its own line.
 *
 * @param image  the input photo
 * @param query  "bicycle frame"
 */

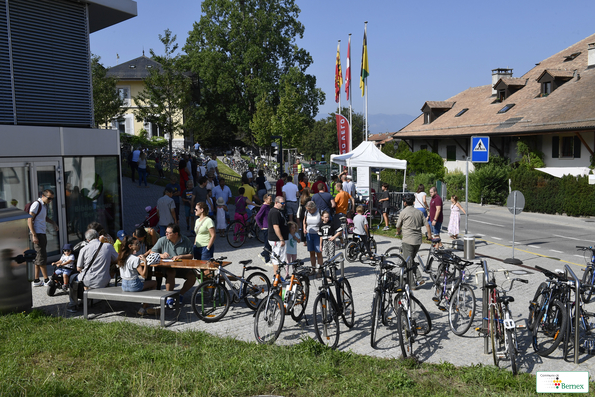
xmin=213 ymin=262 xmax=267 ymax=301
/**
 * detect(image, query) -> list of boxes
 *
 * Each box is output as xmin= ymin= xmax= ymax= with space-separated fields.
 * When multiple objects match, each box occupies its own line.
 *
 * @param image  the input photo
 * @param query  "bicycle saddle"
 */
xmin=497 ymin=296 xmax=514 ymax=304
xmin=239 ymin=260 xmax=252 ymax=265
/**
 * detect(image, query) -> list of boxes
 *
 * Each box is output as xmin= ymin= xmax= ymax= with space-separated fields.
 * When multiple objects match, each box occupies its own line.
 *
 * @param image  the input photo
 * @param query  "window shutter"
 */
xmin=125 ymin=115 xmax=134 ymax=135
xmin=552 ymin=136 xmax=559 ymax=158
xmin=0 ymin=6 xmax=14 ymax=124
xmin=144 ymin=119 xmax=152 ymax=137
xmin=574 ymin=136 xmax=581 ymax=158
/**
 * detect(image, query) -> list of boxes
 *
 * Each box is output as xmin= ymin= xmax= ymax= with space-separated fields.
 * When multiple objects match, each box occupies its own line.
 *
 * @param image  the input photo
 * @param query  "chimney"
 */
xmin=588 ymin=43 xmax=595 ymax=68
xmin=491 ymin=68 xmax=513 ymax=95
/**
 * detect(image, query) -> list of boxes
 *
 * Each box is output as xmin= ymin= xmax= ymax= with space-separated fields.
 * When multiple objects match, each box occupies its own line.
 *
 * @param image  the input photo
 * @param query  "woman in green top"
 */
xmin=193 ymin=202 xmax=216 ymax=260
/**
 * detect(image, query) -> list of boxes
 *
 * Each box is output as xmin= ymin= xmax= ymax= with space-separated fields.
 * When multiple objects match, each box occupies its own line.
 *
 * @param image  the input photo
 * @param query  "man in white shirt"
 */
xmin=282 ymin=175 xmax=300 ymax=222
xmin=207 ymin=154 xmax=219 ymax=183
xmin=131 ymin=147 xmax=141 ymax=182
xmin=156 ymin=187 xmax=177 ymax=236
xmin=27 ymin=189 xmax=59 ymax=286
xmin=212 ymin=177 xmax=233 ymax=222
xmin=343 ymin=175 xmax=356 ymax=197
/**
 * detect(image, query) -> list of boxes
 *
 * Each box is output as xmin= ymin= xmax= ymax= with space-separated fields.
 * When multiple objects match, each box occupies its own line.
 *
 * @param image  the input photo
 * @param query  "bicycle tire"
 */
xmin=532 ymin=299 xmax=567 ymax=357
xmin=226 ymin=220 xmax=247 ymax=248
xmin=384 ymin=246 xmax=403 ymax=258
xmin=243 ymin=271 xmax=271 ymax=310
xmin=254 ymin=293 xmax=285 ymax=344
xmin=410 ymin=295 xmax=432 ymax=336
xmin=191 ymin=281 xmax=230 ymax=322
xmin=397 ymin=306 xmax=413 ymax=357
xmin=490 ymin=305 xmax=500 ymax=367
xmin=313 ymin=292 xmax=340 ymax=348
xmin=425 ymin=256 xmax=437 ymax=282
xmin=507 ymin=328 xmax=517 ymax=375
xmin=345 ymin=241 xmax=359 ymax=263
xmin=581 ymin=267 xmax=594 ymax=303
xmin=370 ymin=238 xmax=377 ymax=254
xmin=370 ymin=291 xmax=382 ymax=348
xmin=448 ymin=284 xmax=476 ymax=336
xmin=340 ymin=279 xmax=355 ymax=328
xmin=254 ymin=222 xmax=265 ymax=243
xmin=289 ymin=276 xmax=310 ymax=323
xmin=528 ymin=282 xmax=548 ymax=331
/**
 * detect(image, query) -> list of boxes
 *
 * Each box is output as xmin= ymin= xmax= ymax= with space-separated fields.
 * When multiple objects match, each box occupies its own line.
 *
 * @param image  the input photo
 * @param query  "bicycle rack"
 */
xmin=564 ymin=264 xmax=581 ymax=365
xmin=482 ymin=259 xmax=489 ymax=354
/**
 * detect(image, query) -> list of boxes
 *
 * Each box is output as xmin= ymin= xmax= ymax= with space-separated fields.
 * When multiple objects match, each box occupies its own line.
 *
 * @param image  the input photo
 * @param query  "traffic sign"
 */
xmin=471 ymin=136 xmax=489 ymax=163
xmin=506 ymin=191 xmax=525 ymax=215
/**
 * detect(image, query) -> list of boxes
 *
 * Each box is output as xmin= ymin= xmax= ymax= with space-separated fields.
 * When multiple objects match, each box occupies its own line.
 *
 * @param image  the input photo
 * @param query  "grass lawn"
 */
xmin=0 ymin=311 xmax=549 ymax=397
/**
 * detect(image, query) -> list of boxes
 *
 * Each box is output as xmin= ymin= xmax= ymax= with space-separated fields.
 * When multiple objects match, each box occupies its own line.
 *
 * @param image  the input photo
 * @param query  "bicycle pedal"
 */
xmin=496 ymin=353 xmax=507 ymax=359
xmin=438 ymin=305 xmax=447 ymax=312
xmin=432 ymin=297 xmax=440 ymax=303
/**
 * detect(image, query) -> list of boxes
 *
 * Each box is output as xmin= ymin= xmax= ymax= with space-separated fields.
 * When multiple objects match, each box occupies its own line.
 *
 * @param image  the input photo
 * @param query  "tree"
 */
xmin=184 ymin=0 xmax=324 ymax=146
xmin=91 ymin=55 xmax=124 ymax=128
xmin=133 ymin=29 xmax=191 ymax=175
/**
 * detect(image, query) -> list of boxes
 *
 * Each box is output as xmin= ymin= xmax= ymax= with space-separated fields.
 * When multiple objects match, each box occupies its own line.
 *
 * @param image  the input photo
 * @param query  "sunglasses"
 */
xmin=45 ymin=195 xmax=54 ymax=201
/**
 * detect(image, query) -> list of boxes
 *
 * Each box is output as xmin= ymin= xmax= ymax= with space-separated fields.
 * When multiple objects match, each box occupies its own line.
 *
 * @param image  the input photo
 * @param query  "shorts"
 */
xmin=194 ymin=245 xmax=214 ymax=261
xmin=431 ymin=221 xmax=442 ymax=236
xmin=382 ymin=207 xmax=390 ymax=214
xmin=306 ymin=233 xmax=321 ymax=253
xmin=122 ymin=278 xmax=144 ymax=292
xmin=269 ymin=240 xmax=287 ymax=265
xmin=285 ymin=201 xmax=298 ymax=216
xmin=55 ymin=268 xmax=73 ymax=276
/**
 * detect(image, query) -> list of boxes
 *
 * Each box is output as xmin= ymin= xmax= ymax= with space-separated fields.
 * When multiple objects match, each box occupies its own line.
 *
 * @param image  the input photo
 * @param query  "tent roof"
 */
xmin=330 ymin=141 xmax=407 ymax=169
xmin=536 ymin=167 xmax=592 ymax=178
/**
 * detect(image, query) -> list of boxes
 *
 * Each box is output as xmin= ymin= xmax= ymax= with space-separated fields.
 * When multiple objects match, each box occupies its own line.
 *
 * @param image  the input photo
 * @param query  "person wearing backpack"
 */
xmin=27 ymin=189 xmax=59 ymax=287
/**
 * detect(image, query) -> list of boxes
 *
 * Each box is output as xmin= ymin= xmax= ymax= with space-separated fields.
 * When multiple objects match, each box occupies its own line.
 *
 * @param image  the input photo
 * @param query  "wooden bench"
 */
xmin=83 ymin=287 xmax=180 ymax=327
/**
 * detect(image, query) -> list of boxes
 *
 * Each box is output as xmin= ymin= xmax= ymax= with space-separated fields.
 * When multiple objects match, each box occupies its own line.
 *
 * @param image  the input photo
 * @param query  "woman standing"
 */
xmin=413 ymin=184 xmax=429 ymax=217
xmin=193 ymin=202 xmax=216 ymax=260
xmin=303 ymin=201 xmax=323 ymax=275
xmin=138 ymin=151 xmax=148 ymax=187
xmin=296 ymin=187 xmax=311 ymax=244
xmin=447 ymin=195 xmax=466 ymax=239
xmin=255 ymin=194 xmax=272 ymax=264
xmin=255 ymin=169 xmax=268 ymax=202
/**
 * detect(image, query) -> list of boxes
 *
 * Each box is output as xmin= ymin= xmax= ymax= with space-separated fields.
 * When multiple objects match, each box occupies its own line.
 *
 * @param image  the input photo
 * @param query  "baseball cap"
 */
xmin=117 ymin=230 xmax=126 ymax=240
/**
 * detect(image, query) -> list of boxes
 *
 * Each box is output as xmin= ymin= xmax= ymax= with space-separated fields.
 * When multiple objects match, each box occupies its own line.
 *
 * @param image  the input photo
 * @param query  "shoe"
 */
xmin=33 ymin=279 xmax=44 ymax=287
xmin=138 ymin=307 xmax=147 ymax=316
xmin=44 ymin=279 xmax=51 ymax=286
xmin=413 ymin=280 xmax=426 ymax=290
xmin=383 ymin=226 xmax=390 ymax=231
xmin=248 ymin=232 xmax=255 ymax=238
xmin=67 ymin=306 xmax=78 ymax=313
xmin=257 ymin=253 xmax=267 ymax=265
xmin=166 ymin=297 xmax=175 ymax=309
xmin=62 ymin=285 xmax=69 ymax=292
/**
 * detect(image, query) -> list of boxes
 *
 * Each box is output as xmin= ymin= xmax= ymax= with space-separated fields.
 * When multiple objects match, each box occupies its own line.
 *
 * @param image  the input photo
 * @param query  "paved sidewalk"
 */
xmin=31 ymin=180 xmax=595 ymax=376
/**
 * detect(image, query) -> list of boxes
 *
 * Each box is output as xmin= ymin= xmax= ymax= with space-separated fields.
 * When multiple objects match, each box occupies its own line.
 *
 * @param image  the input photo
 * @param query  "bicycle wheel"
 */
xmin=254 ymin=294 xmax=285 ymax=344
xmin=397 ymin=306 xmax=413 ymax=357
xmin=191 ymin=281 xmax=230 ymax=322
xmin=425 ymin=256 xmax=437 ymax=282
xmin=528 ymin=282 xmax=548 ymax=331
xmin=489 ymin=305 xmax=500 ymax=367
xmin=340 ymin=279 xmax=355 ymax=328
xmin=289 ymin=275 xmax=310 ymax=323
xmin=313 ymin=292 xmax=340 ymax=348
xmin=448 ymin=284 xmax=476 ymax=336
xmin=243 ymin=271 xmax=271 ymax=310
xmin=410 ymin=295 xmax=432 ymax=336
xmin=254 ymin=222 xmax=265 ymax=243
xmin=532 ymin=299 xmax=567 ymax=357
xmin=345 ymin=241 xmax=360 ymax=263
xmin=581 ymin=267 xmax=594 ymax=303
xmin=370 ymin=291 xmax=382 ymax=348
xmin=507 ymin=328 xmax=518 ymax=375
xmin=226 ymin=220 xmax=247 ymax=248
xmin=384 ymin=246 xmax=403 ymax=258
xmin=370 ymin=238 xmax=377 ymax=254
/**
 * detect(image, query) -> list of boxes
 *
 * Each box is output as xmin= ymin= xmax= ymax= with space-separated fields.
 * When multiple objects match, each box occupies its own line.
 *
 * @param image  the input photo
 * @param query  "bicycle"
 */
xmin=226 ymin=213 xmax=264 ymax=248
xmin=345 ymin=233 xmax=377 ymax=263
xmin=367 ymin=253 xmax=407 ymax=348
xmin=561 ymin=276 xmax=595 ymax=361
xmin=312 ymin=253 xmax=355 ymax=349
xmin=577 ymin=246 xmax=595 ymax=303
xmin=191 ymin=257 xmax=271 ymax=322
xmin=478 ymin=263 xmax=528 ymax=374
xmin=254 ymin=254 xmax=311 ymax=344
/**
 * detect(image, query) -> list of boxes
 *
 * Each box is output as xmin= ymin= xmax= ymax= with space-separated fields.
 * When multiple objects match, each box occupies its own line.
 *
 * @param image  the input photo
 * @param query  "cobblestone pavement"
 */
xmin=31 ymin=174 xmax=595 ymax=376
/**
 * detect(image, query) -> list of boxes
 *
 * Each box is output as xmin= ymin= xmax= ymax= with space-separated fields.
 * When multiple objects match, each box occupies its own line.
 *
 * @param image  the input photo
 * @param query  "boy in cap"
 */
xmin=51 ymin=244 xmax=75 ymax=291
xmin=114 ymin=230 xmax=127 ymax=253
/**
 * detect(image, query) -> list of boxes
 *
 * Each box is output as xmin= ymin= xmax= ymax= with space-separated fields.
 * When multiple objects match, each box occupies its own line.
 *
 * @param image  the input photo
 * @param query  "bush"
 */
xmin=468 ymin=163 xmax=508 ymax=205
xmin=444 ymin=171 xmax=466 ymax=200
xmin=413 ymin=173 xmax=438 ymax=191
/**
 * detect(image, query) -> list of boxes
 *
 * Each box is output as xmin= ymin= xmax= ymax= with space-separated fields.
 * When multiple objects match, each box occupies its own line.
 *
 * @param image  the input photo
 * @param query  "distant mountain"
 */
xmin=367 ymin=113 xmax=418 ymax=134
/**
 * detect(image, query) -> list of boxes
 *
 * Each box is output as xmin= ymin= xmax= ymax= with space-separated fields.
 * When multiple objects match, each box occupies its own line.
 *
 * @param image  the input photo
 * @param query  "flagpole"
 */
xmin=338 ymin=40 xmax=341 ymax=115
xmin=348 ymin=34 xmax=352 ymax=152
xmin=364 ymin=22 xmax=368 ymax=141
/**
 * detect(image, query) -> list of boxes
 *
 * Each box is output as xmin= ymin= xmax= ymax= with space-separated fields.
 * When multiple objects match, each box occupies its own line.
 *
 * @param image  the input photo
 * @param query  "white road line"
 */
xmin=527 ymin=245 xmax=541 ymax=249
xmin=553 ymin=234 xmax=592 ymax=242
xmin=550 ymin=250 xmax=564 ymax=253
xmin=491 ymin=237 xmax=502 ymax=240
xmin=468 ymin=219 xmax=505 ymax=227
xmin=575 ymin=255 xmax=586 ymax=258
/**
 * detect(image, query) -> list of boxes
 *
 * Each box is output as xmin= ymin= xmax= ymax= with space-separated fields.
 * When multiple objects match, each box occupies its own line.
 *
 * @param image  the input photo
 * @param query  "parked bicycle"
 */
xmin=312 ymin=253 xmax=355 ymax=349
xmin=191 ymin=257 xmax=270 ymax=322
xmin=226 ymin=213 xmax=264 ymax=248
xmin=345 ymin=233 xmax=377 ymax=263
xmin=577 ymin=246 xmax=595 ymax=303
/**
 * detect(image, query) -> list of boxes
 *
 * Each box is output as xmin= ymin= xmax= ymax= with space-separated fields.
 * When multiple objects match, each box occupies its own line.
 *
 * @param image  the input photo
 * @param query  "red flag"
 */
xmin=335 ymin=113 xmax=350 ymax=155
xmin=335 ymin=42 xmax=342 ymax=103
xmin=345 ymin=36 xmax=351 ymax=101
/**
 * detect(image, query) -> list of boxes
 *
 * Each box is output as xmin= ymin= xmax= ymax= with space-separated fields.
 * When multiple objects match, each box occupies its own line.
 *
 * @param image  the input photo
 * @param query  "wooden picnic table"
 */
xmin=151 ymin=259 xmax=231 ymax=283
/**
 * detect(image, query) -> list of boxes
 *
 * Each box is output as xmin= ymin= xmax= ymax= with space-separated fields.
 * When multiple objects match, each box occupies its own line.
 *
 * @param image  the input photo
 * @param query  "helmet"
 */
xmin=146 ymin=253 xmax=161 ymax=266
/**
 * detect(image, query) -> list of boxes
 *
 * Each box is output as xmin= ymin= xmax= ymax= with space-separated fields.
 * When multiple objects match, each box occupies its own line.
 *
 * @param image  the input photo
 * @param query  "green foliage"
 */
xmin=516 ymin=140 xmax=545 ymax=169
xmin=120 ymin=133 xmax=167 ymax=151
xmin=379 ymin=142 xmax=403 ymax=189
xmin=91 ymin=55 xmax=124 ymax=128
xmin=409 ymin=150 xmax=445 ymax=180
xmin=473 ymin=155 xmax=510 ymax=170
xmin=184 ymin=0 xmax=324 ymax=146
xmin=444 ymin=171 xmax=466 ymax=200
xmin=468 ymin=163 xmax=508 ymax=205
xmin=413 ymin=173 xmax=438 ymax=191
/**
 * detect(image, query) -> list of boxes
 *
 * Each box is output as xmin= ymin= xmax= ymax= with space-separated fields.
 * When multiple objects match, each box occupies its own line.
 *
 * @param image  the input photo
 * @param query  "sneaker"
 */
xmin=33 ymin=279 xmax=44 ymax=287
xmin=138 ymin=307 xmax=147 ymax=316
xmin=248 ymin=232 xmax=255 ymax=238
xmin=62 ymin=285 xmax=69 ymax=292
xmin=166 ymin=297 xmax=175 ymax=309
xmin=383 ymin=226 xmax=390 ymax=231
xmin=257 ymin=253 xmax=267 ymax=265
xmin=44 ymin=279 xmax=51 ymax=286
xmin=67 ymin=306 xmax=78 ymax=313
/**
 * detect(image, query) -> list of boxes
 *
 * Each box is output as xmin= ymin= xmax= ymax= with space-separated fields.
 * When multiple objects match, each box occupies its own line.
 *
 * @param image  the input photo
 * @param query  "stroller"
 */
xmin=47 ymin=243 xmax=76 ymax=296
xmin=136 ymin=205 xmax=159 ymax=228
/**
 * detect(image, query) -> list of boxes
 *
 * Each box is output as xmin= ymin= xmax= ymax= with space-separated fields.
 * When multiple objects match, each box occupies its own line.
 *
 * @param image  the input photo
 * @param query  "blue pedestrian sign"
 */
xmin=471 ymin=136 xmax=489 ymax=163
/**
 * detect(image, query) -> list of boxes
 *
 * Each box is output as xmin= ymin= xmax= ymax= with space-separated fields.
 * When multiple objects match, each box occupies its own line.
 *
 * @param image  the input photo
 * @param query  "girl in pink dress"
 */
xmin=447 ymin=195 xmax=467 ymax=239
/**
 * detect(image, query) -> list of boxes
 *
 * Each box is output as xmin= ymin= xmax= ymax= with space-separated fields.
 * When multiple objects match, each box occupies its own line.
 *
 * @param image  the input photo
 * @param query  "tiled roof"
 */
xmin=497 ymin=77 xmax=527 ymax=87
xmin=396 ymin=33 xmax=595 ymax=139
xmin=536 ymin=69 xmax=575 ymax=81
xmin=106 ymin=55 xmax=163 ymax=80
xmin=368 ymin=132 xmax=394 ymax=145
xmin=421 ymin=101 xmax=455 ymax=112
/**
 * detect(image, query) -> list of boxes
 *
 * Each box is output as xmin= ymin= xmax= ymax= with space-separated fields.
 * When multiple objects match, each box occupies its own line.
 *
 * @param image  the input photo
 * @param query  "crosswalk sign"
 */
xmin=471 ymin=136 xmax=489 ymax=163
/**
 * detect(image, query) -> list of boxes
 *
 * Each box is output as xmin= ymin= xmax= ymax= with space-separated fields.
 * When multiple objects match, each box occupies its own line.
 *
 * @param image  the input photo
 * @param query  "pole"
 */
xmin=465 ymin=157 xmax=469 ymax=234
xmin=364 ymin=22 xmax=368 ymax=141
xmin=511 ymin=191 xmax=516 ymax=259
xmin=338 ymin=40 xmax=341 ymax=115
xmin=348 ymin=34 xmax=353 ymax=152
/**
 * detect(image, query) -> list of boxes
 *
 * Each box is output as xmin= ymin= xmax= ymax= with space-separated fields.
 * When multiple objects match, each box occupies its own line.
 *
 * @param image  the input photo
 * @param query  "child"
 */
xmin=51 ymin=244 xmax=75 ymax=291
xmin=378 ymin=183 xmax=391 ymax=230
xmin=182 ymin=180 xmax=195 ymax=231
xmin=114 ymin=230 xmax=126 ymax=253
xmin=353 ymin=205 xmax=372 ymax=258
xmin=286 ymin=221 xmax=301 ymax=275
xmin=447 ymin=195 xmax=467 ymax=239
xmin=216 ymin=196 xmax=228 ymax=237
xmin=318 ymin=211 xmax=342 ymax=259
xmin=117 ymin=236 xmax=158 ymax=315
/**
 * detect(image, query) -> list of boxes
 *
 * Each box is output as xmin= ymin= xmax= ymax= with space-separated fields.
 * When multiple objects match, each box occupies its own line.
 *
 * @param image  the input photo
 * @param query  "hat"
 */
xmin=62 ymin=243 xmax=73 ymax=251
xmin=117 ymin=230 xmax=126 ymax=240
xmin=145 ymin=205 xmax=152 ymax=212
xmin=216 ymin=197 xmax=225 ymax=206
xmin=346 ymin=175 xmax=352 ymax=180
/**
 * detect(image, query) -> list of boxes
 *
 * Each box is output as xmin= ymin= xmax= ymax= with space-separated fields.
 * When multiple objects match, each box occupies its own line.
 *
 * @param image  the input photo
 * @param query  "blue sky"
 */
xmin=91 ymin=0 xmax=595 ymax=133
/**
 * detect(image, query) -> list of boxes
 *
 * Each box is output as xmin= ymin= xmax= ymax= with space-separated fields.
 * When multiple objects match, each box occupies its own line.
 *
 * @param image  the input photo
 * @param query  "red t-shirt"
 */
xmin=429 ymin=194 xmax=443 ymax=223
xmin=276 ymin=179 xmax=285 ymax=197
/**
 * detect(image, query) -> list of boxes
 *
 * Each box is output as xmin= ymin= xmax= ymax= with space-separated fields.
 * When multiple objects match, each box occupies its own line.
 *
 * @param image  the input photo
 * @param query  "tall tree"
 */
xmin=133 ymin=29 xmax=191 ymax=175
xmin=91 ymin=55 xmax=124 ymax=128
xmin=184 ymin=0 xmax=324 ymax=146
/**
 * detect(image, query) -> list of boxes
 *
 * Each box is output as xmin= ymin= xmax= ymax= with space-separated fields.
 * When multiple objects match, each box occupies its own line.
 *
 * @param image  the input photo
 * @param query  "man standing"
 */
xmin=343 ymin=175 xmax=356 ymax=197
xmin=28 ymin=189 xmax=59 ymax=286
xmin=282 ymin=175 xmax=299 ymax=222
xmin=428 ymin=186 xmax=443 ymax=240
xmin=333 ymin=182 xmax=354 ymax=216
xmin=191 ymin=176 xmax=209 ymax=213
xmin=275 ymin=173 xmax=287 ymax=197
xmin=212 ymin=177 xmax=233 ymax=222
xmin=130 ymin=146 xmax=141 ymax=182
xmin=312 ymin=182 xmax=336 ymax=215
xmin=67 ymin=229 xmax=118 ymax=312
xmin=207 ymin=154 xmax=219 ymax=184
xmin=165 ymin=175 xmax=181 ymax=224
xmin=396 ymin=193 xmax=433 ymax=289
xmin=156 ymin=187 xmax=177 ymax=236
xmin=194 ymin=141 xmax=200 ymax=155
xmin=267 ymin=196 xmax=289 ymax=274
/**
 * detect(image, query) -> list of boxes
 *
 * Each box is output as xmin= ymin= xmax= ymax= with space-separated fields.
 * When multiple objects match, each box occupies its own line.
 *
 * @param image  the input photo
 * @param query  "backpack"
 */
xmin=24 ymin=199 xmax=43 ymax=220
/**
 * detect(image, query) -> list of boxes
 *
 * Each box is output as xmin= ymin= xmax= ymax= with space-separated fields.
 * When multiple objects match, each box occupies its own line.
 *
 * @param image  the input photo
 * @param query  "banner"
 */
xmin=345 ymin=36 xmax=351 ymax=101
xmin=360 ymin=26 xmax=369 ymax=97
xmin=335 ymin=113 xmax=350 ymax=155
xmin=335 ymin=42 xmax=342 ymax=103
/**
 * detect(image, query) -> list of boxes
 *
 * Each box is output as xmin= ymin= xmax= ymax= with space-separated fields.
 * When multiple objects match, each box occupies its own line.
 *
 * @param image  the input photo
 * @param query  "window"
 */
xmin=423 ymin=112 xmax=430 ymax=124
xmin=420 ymin=145 xmax=428 ymax=151
xmin=560 ymin=136 xmax=574 ymax=157
xmin=455 ymin=108 xmax=468 ymax=117
xmin=497 ymin=90 xmax=505 ymax=102
xmin=111 ymin=114 xmax=134 ymax=135
xmin=446 ymin=145 xmax=456 ymax=161
xmin=541 ymin=82 xmax=551 ymax=96
xmin=144 ymin=119 xmax=163 ymax=138
xmin=117 ymin=86 xmax=131 ymax=106
xmin=498 ymin=103 xmax=515 ymax=114
xmin=553 ymin=136 xmax=581 ymax=159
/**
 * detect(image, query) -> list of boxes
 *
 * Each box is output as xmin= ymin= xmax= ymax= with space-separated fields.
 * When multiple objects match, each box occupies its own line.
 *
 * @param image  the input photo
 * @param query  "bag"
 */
xmin=24 ymin=198 xmax=43 ymax=219
xmin=72 ymin=242 xmax=104 ymax=299
xmin=264 ymin=180 xmax=271 ymax=190
xmin=317 ymin=193 xmax=335 ymax=218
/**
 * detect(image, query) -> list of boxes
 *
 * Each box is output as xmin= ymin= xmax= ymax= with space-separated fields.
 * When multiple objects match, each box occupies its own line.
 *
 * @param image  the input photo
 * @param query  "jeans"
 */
xmin=138 ymin=167 xmax=147 ymax=186
xmin=260 ymin=230 xmax=271 ymax=262
xmin=130 ymin=161 xmax=138 ymax=182
xmin=122 ymin=278 xmax=144 ymax=292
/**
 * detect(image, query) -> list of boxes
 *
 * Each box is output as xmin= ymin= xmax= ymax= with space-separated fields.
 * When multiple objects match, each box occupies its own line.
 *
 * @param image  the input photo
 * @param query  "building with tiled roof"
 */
xmin=395 ymin=33 xmax=595 ymax=169
xmin=368 ymin=132 xmax=394 ymax=148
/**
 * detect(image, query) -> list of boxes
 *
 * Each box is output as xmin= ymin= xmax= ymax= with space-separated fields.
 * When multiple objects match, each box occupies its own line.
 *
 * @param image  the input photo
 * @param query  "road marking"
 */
xmin=476 ymin=238 xmax=584 ymax=268
xmin=491 ymin=237 xmax=502 ymax=240
xmin=469 ymin=219 xmax=505 ymax=227
xmin=552 ymin=234 xmax=593 ymax=242
xmin=527 ymin=245 xmax=541 ymax=249
xmin=575 ymin=255 xmax=586 ymax=258
xmin=550 ymin=250 xmax=564 ymax=254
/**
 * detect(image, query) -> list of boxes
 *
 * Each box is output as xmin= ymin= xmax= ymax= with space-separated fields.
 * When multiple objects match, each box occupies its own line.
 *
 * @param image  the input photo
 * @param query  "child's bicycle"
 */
xmin=226 ymin=213 xmax=264 ymax=248
xmin=345 ymin=233 xmax=377 ymax=262
xmin=46 ymin=264 xmax=72 ymax=296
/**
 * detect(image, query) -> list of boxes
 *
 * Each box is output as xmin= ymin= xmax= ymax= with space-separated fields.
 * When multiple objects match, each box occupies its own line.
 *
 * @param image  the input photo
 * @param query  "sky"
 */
xmin=91 ymin=0 xmax=595 ymax=134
